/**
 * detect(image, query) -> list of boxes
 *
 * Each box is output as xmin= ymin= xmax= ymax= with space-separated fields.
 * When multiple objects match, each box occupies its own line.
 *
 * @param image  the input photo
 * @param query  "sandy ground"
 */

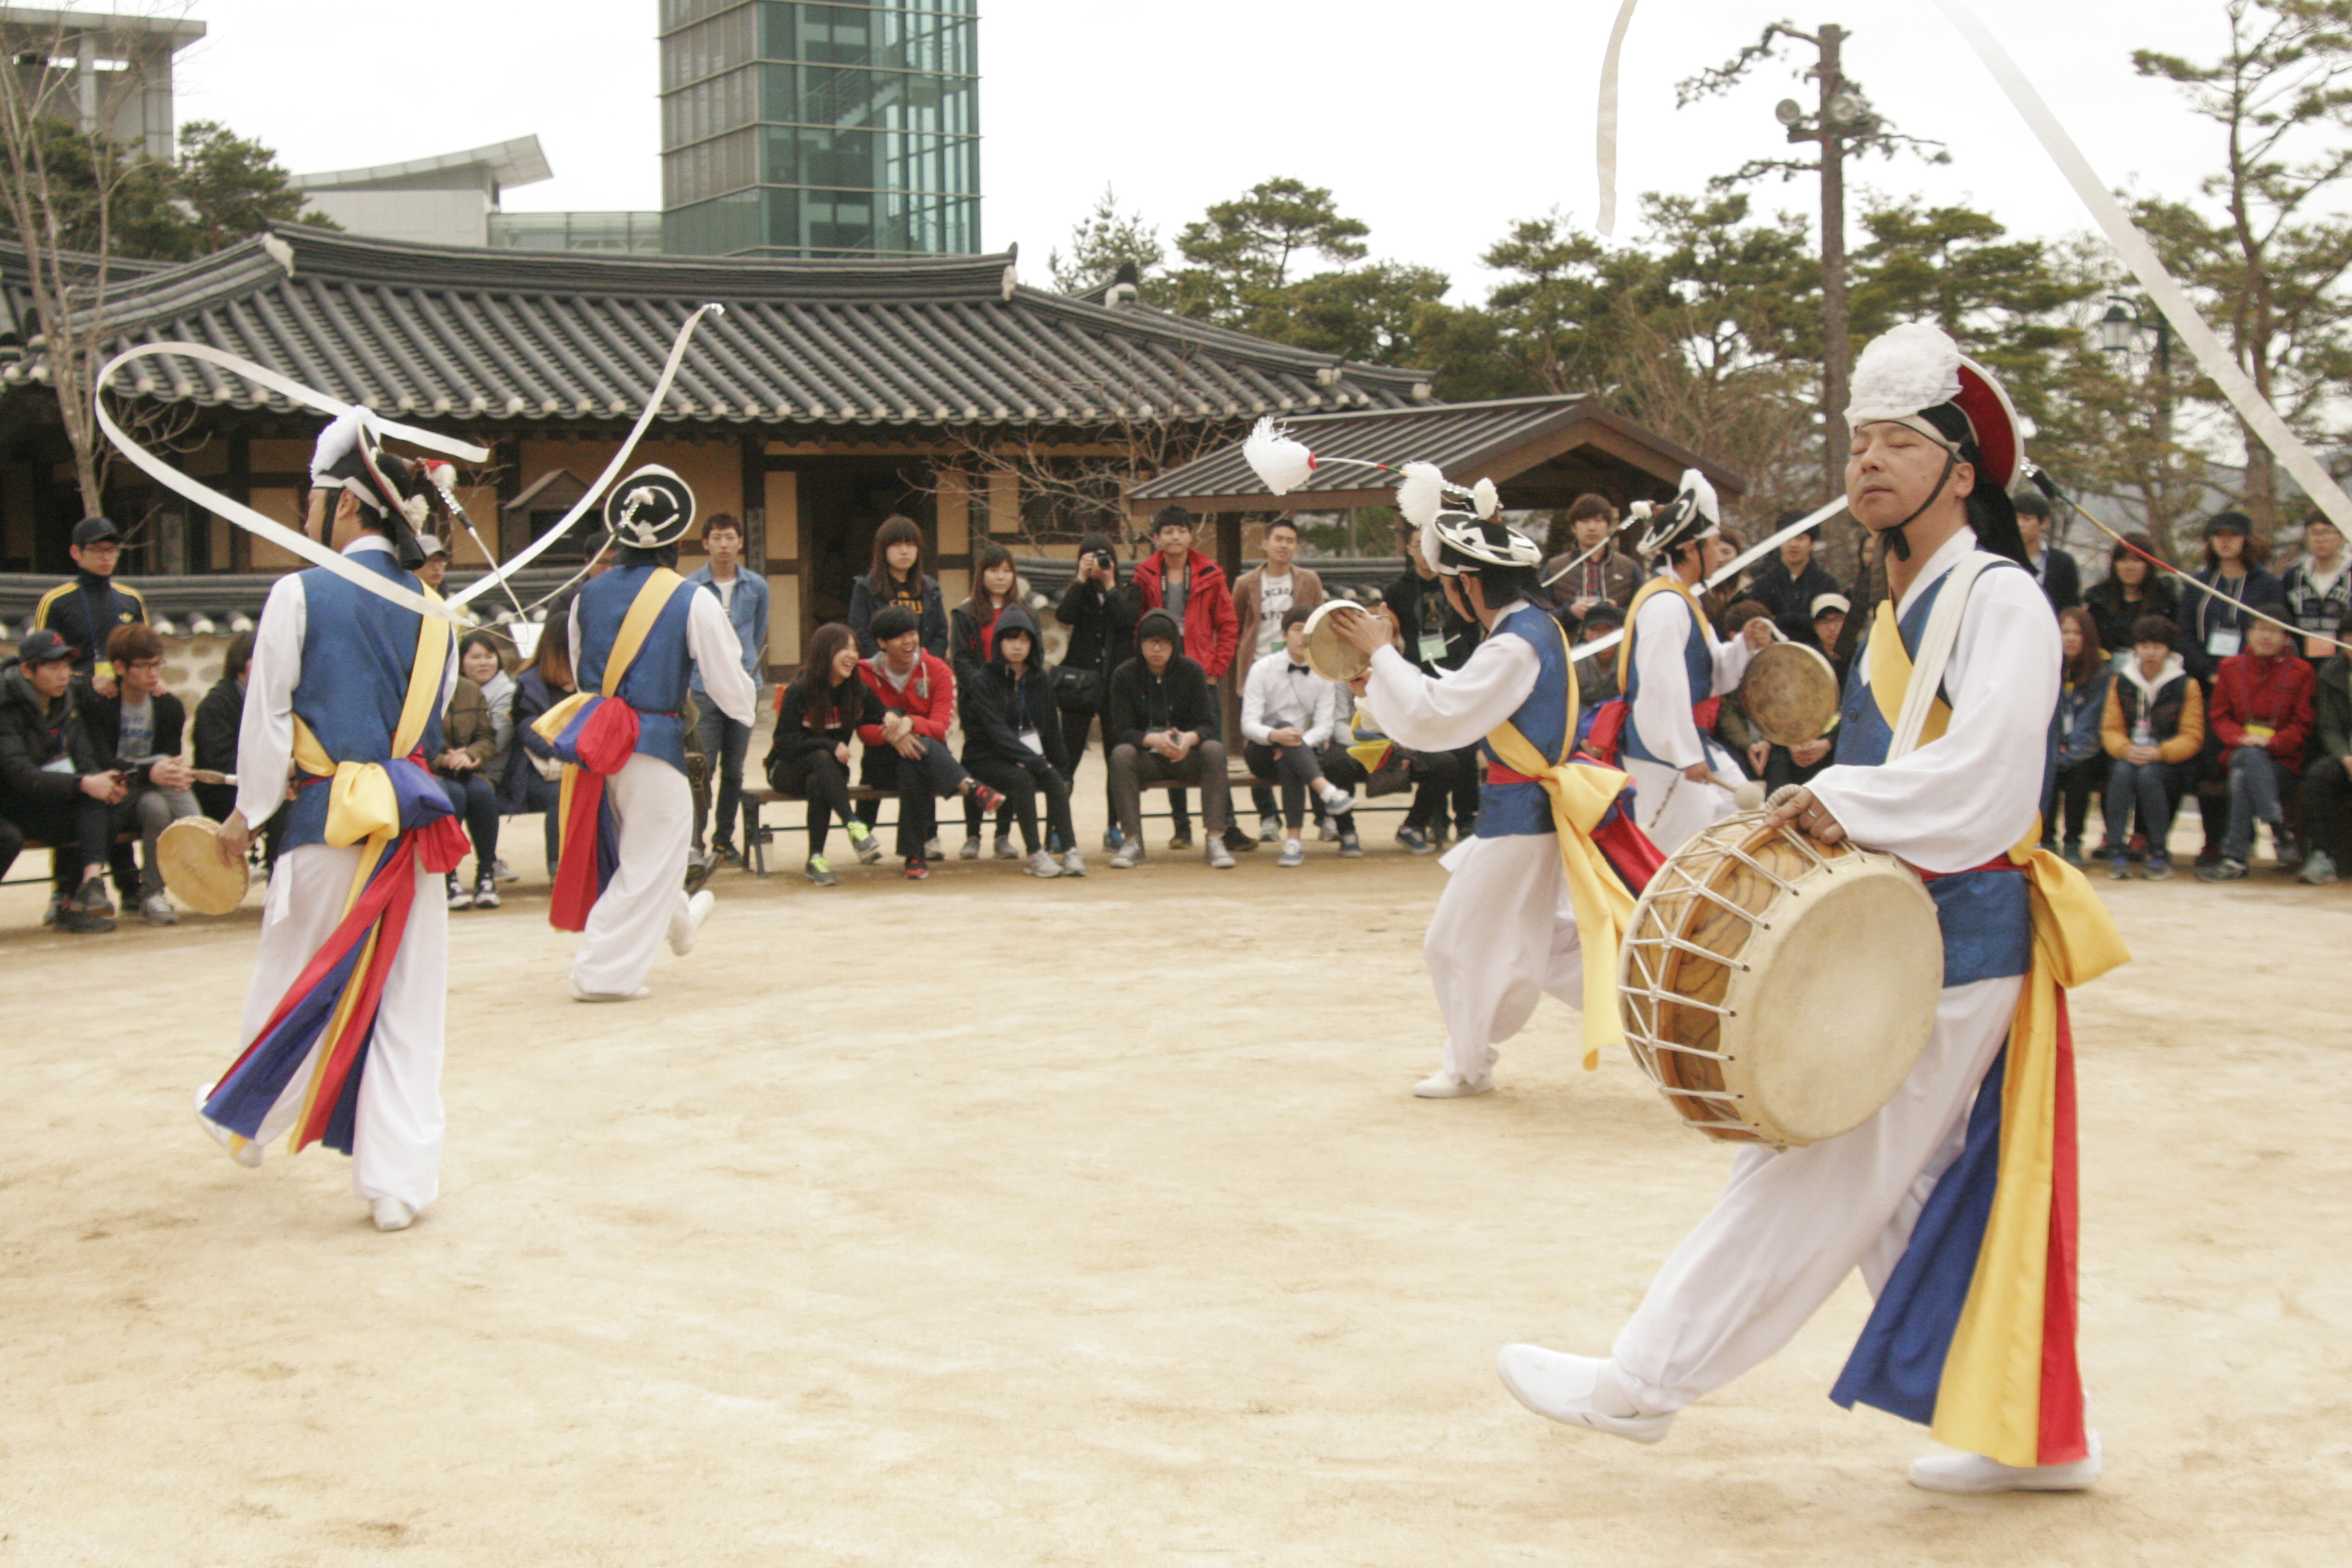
xmin=2 ymin=777 xmax=2349 ymax=1568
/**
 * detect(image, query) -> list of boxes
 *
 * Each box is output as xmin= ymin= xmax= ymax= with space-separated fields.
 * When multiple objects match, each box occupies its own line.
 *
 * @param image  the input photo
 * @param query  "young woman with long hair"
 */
xmin=848 ymin=513 xmax=948 ymax=658
xmin=2045 ymin=606 xmax=2114 ymax=865
xmin=2081 ymin=531 xmax=2177 ymax=663
xmin=950 ymin=541 xmax=1024 ymax=857
xmin=958 ymin=604 xmax=1080 ymax=878
xmin=763 ymin=622 xmax=885 ymax=885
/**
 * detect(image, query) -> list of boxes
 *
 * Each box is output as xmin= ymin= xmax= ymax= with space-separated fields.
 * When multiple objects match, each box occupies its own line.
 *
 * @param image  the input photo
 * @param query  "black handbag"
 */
xmin=1050 ymin=664 xmax=1104 ymax=711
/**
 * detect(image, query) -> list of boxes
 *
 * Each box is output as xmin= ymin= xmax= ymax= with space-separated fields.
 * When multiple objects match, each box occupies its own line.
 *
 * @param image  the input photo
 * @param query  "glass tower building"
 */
xmin=659 ymin=0 xmax=979 ymax=259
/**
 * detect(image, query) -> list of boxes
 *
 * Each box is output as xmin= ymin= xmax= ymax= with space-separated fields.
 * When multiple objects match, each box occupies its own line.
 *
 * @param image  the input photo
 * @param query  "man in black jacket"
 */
xmin=1054 ymin=531 xmax=1142 ymax=849
xmin=0 ymin=629 xmax=125 ymax=930
xmin=76 ymin=622 xmax=197 ymax=924
xmin=2014 ymin=489 xmax=2080 ymax=613
xmin=1105 ymin=608 xmax=1235 ymax=869
xmin=32 ymin=516 xmax=148 ymax=680
xmin=1382 ymin=528 xmax=1483 ymax=845
xmin=1743 ymin=514 xmax=1843 ymax=623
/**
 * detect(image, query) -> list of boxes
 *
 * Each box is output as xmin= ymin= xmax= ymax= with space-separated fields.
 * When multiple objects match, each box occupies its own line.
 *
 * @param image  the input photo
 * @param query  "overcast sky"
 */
xmin=174 ymin=0 xmax=2255 ymax=305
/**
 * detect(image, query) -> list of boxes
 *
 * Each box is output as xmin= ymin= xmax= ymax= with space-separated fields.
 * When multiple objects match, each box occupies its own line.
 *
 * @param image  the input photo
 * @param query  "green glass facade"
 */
xmin=659 ymin=0 xmax=979 ymax=260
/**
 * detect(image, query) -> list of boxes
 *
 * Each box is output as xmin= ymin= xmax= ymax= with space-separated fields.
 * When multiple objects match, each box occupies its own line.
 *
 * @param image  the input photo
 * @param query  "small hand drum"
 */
xmin=1739 ymin=642 xmax=1841 ymax=748
xmin=1618 ymin=811 xmax=1942 ymax=1148
xmin=1303 ymin=601 xmax=1375 ymax=683
xmin=158 ymin=816 xmax=250 ymax=916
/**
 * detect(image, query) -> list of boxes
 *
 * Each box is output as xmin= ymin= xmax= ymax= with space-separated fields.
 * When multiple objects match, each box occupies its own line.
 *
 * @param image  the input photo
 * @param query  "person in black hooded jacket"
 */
xmin=0 ymin=630 xmax=125 ymax=930
xmin=959 ymin=604 xmax=1081 ymax=878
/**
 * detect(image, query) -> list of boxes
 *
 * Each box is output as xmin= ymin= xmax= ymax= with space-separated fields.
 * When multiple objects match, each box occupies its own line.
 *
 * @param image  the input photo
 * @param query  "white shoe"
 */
xmin=369 ymin=1197 xmax=415 ymax=1232
xmin=1110 ymin=845 xmax=1140 ymax=869
xmin=1023 ymin=848 xmax=1063 ymax=879
xmin=994 ymin=834 xmax=1020 ymax=861
xmin=1061 ymin=848 xmax=1086 ymax=877
xmin=1908 ymin=1431 xmax=2102 ymax=1493
xmin=194 ymin=1084 xmax=263 ymax=1167
xmin=1496 ymin=1346 xmax=1674 ymax=1444
xmin=1412 ymin=1071 xmax=1493 ymax=1098
xmin=670 ymin=889 xmax=715 ymax=955
xmin=1277 ymin=837 xmax=1305 ymax=867
xmin=1205 ymin=840 xmax=1236 ymax=869
xmin=570 ymin=981 xmax=650 ymax=1002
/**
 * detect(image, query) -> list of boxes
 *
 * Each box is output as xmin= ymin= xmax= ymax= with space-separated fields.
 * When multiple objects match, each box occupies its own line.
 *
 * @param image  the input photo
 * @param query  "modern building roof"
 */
xmin=7 ymin=224 xmax=1428 ymax=430
xmin=290 ymin=136 xmax=554 ymax=194
xmin=1131 ymin=394 xmax=1746 ymax=513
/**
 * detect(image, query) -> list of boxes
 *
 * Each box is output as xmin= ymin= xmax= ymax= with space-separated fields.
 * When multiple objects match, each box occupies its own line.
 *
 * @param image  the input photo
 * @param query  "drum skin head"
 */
xmin=1303 ymin=601 xmax=1372 ymax=684
xmin=1741 ymin=642 xmax=1841 ymax=748
xmin=158 ymin=816 xmax=250 ymax=916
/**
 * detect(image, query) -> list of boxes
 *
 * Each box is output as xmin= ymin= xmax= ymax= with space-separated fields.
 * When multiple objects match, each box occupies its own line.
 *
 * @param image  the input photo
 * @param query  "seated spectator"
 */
xmin=2044 ymin=607 xmax=2113 ymax=867
xmin=1810 ymin=593 xmax=1851 ymax=683
xmin=2198 ymin=605 xmax=2316 ymax=881
xmin=508 ymin=613 xmax=577 ymax=881
xmin=191 ymin=628 xmax=286 ymax=877
xmin=1743 ymin=513 xmax=1841 ymax=622
xmin=1242 ymin=604 xmax=1364 ymax=867
xmin=461 ymin=632 xmax=519 ymax=884
xmin=1340 ymin=692 xmax=1460 ymax=856
xmin=1699 ymin=528 xmax=1747 ymax=628
xmin=1105 ymin=608 xmax=1236 ymax=870
xmin=1054 ymin=531 xmax=1142 ymax=850
xmin=1542 ymin=493 xmax=1638 ymax=622
xmin=960 ymin=605 xmax=1082 ymax=879
xmin=950 ymin=542 xmax=1024 ymax=859
xmin=1571 ymin=601 xmax=1625 ymax=707
xmin=2102 ymin=616 xmax=2204 ymax=881
xmin=848 ymin=513 xmax=949 ymax=658
xmin=2300 ymin=609 xmax=2351 ymax=885
xmin=855 ymin=604 xmax=1001 ymax=880
xmin=1714 ymin=601 xmax=1830 ymax=792
xmin=2281 ymin=510 xmax=2351 ymax=661
xmin=2082 ymin=532 xmax=2178 ymax=665
xmin=435 ymin=637 xmax=507 ymax=910
xmin=415 ymin=534 xmax=450 ymax=591
xmin=1383 ymin=521 xmax=1481 ymax=841
xmin=0 ymin=628 xmax=124 ymax=931
xmin=77 ymin=622 xmax=198 ymax=924
xmin=765 ymin=622 xmax=885 ymax=886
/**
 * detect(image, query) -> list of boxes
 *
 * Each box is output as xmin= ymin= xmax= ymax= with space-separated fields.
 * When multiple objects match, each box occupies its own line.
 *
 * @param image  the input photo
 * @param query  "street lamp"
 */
xmin=2096 ymin=293 xmax=2170 ymax=376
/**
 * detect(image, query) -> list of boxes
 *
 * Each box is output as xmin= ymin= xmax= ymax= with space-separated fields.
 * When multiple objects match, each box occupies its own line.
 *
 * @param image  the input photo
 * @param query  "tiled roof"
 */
xmin=2 ymin=225 xmax=1429 ymax=430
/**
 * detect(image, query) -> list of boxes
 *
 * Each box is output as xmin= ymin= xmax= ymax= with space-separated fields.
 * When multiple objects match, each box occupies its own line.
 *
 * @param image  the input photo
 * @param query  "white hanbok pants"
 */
xmin=1609 ymin=975 xmax=2022 ymax=1414
xmin=571 ymin=752 xmax=697 ymax=997
xmin=1423 ymin=832 xmax=1585 ymax=1085
xmin=236 ymin=842 xmax=448 ymax=1213
xmin=1625 ymin=746 xmax=1741 ymax=858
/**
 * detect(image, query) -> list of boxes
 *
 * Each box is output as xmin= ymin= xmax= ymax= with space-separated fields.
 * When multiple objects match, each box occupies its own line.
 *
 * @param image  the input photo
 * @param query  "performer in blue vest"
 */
xmin=1498 ymin=322 xmax=2128 ymax=1496
xmin=1617 ymin=469 xmax=1755 ymax=854
xmin=548 ymin=468 xmax=756 ymax=1000
xmin=1334 ymin=483 xmax=1657 ymax=1099
xmin=197 ymin=409 xmax=471 ymax=1233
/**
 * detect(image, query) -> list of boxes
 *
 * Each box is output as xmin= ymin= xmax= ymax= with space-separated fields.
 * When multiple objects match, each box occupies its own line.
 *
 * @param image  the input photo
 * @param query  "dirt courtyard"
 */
xmin=2 ymin=785 xmax=2347 ymax=1567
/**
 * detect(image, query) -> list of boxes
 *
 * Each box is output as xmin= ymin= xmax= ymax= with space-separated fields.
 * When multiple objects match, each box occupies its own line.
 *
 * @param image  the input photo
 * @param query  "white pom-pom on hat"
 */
xmin=1243 ymin=417 xmax=1316 ymax=496
xmin=1847 ymin=320 xmax=1963 ymax=428
xmin=1396 ymin=462 xmax=1447 ymax=530
xmin=1677 ymin=468 xmax=1720 ymax=526
xmin=1471 ymin=477 xmax=1500 ymax=520
xmin=309 ymin=404 xmax=376 ymax=484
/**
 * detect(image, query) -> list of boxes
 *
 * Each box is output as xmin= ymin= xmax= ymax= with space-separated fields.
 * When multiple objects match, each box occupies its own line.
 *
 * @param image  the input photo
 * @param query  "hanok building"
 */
xmin=0 ymin=224 xmax=1743 ymax=675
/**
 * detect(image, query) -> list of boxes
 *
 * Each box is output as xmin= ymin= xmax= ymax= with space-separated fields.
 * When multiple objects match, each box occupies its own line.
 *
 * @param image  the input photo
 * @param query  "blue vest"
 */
xmin=575 ymin=563 xmax=697 ymax=771
xmin=1834 ymin=559 xmax=2043 ymax=987
xmin=284 ymin=551 xmax=448 ymax=851
xmin=1475 ymin=602 xmax=1573 ymax=838
xmin=1621 ymin=583 xmax=1715 ymax=766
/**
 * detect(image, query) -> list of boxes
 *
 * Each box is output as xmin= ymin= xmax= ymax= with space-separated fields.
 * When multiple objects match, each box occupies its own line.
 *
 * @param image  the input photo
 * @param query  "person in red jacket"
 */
xmin=2199 ymin=605 xmax=2316 ymax=880
xmin=1132 ymin=505 xmax=1239 ymax=848
xmin=854 ymin=604 xmax=1001 ymax=879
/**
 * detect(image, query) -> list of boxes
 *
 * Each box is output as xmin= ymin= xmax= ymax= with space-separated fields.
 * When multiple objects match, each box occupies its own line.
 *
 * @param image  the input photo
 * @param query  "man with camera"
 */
xmin=1053 ymin=530 xmax=1141 ymax=848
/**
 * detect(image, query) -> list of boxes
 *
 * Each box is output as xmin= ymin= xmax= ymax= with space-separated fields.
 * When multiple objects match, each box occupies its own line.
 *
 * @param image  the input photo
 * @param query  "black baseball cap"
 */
xmin=71 ymin=516 xmax=121 ymax=546
xmin=16 ymin=628 xmax=75 ymax=663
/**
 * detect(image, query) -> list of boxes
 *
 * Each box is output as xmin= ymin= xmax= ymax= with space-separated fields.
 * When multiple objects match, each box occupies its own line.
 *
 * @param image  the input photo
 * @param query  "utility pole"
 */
xmin=1815 ymin=25 xmax=1850 ymax=505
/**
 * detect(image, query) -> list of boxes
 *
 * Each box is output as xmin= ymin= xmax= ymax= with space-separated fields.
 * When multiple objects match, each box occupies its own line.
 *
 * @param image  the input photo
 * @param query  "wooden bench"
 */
xmin=1 ymin=828 xmax=150 ymax=891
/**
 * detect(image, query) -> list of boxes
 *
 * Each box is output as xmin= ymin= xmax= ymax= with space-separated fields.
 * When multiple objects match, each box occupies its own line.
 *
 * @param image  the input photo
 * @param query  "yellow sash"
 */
xmin=1616 ymin=574 xmax=1713 ymax=691
xmin=1864 ymin=597 xmax=2130 ymax=1467
xmin=530 ymin=567 xmax=688 ymax=745
xmin=1483 ymin=620 xmax=1640 ymax=1070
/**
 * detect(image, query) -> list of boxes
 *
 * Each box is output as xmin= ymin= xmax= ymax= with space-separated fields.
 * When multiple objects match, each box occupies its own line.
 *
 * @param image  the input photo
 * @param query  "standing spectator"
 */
xmin=415 ymin=534 xmax=451 ymax=589
xmin=0 ymin=629 xmax=123 ymax=930
xmin=1742 ymin=513 xmax=1841 ymax=622
xmin=2300 ymin=609 xmax=2351 ymax=884
xmin=1542 ymin=494 xmax=1640 ymax=622
xmin=1698 ymin=528 xmax=1748 ymax=628
xmin=1240 ymin=604 xmax=1363 ymax=866
xmin=508 ymin=613 xmax=577 ymax=881
xmin=1808 ymin=593 xmax=1852 ymax=685
xmin=2102 ymin=616 xmax=2204 ymax=881
xmin=1132 ymin=505 xmax=1239 ymax=850
xmin=2198 ymin=606 xmax=2316 ymax=880
xmin=2081 ymin=532 xmax=2177 ymax=662
xmin=1231 ymin=517 xmax=1325 ymax=836
xmin=854 ymin=604 xmax=1001 ymax=881
xmin=191 ymin=629 xmax=253 ymax=823
xmin=2179 ymin=512 xmax=2284 ymax=863
xmin=959 ymin=605 xmax=1081 ymax=878
xmin=950 ymin=542 xmax=1024 ymax=859
xmin=1381 ymin=523 xmax=1482 ymax=844
xmin=2013 ymin=489 xmax=2081 ymax=611
xmin=686 ymin=513 xmax=768 ymax=868
xmin=2044 ymin=607 xmax=2113 ymax=867
xmin=434 ymin=640 xmax=505 ymax=910
xmin=2280 ymin=511 xmax=2351 ymax=661
xmin=1104 ymin=607 xmax=1237 ymax=869
xmin=32 ymin=516 xmax=146 ymax=680
xmin=764 ymin=623 xmax=885 ymax=885
xmin=848 ymin=514 xmax=950 ymax=658
xmin=75 ymin=622 xmax=197 ymax=924
xmin=1052 ymin=530 xmax=1141 ymax=850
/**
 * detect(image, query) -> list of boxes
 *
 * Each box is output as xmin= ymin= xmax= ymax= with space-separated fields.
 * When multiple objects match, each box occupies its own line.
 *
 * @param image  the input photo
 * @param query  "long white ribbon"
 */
xmin=95 ymin=341 xmax=491 ymax=620
xmin=448 ymin=303 xmax=726 ymax=608
xmin=1575 ymin=493 xmax=1847 ymax=663
xmin=1595 ymin=0 xmax=1643 ymax=236
xmin=1931 ymin=0 xmax=2352 ymax=537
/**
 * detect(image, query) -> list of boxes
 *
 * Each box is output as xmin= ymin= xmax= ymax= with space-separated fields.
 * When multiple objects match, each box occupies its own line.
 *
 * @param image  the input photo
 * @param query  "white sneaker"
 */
xmin=1023 ymin=848 xmax=1063 ymax=879
xmin=926 ymin=836 xmax=945 ymax=861
xmin=1061 ymin=848 xmax=1086 ymax=877
xmin=1205 ymin=840 xmax=1236 ymax=869
xmin=1316 ymin=781 xmax=1355 ymax=816
xmin=1277 ymin=837 xmax=1305 ymax=867
xmin=369 ymin=1197 xmax=415 ymax=1232
xmin=493 ymin=856 xmax=520 ymax=883
xmin=1412 ymin=1071 xmax=1493 ymax=1098
xmin=569 ymin=981 xmax=650 ymax=1002
xmin=994 ymin=834 xmax=1020 ymax=861
xmin=446 ymin=873 xmax=473 ymax=910
xmin=194 ymin=1084 xmax=263 ymax=1167
xmin=1110 ymin=843 xmax=1141 ymax=869
xmin=1495 ymin=1346 xmax=1674 ymax=1444
xmin=1908 ymin=1431 xmax=2102 ymax=1493
xmin=959 ymin=836 xmax=982 ymax=861
xmin=1258 ymin=818 xmax=1280 ymax=842
xmin=669 ymin=889 xmax=715 ymax=956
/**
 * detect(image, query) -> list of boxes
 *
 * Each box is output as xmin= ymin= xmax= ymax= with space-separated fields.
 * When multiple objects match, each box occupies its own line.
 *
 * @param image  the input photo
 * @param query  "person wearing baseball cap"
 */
xmin=31 ymin=516 xmax=146 ymax=681
xmin=0 ymin=627 xmax=126 ymax=932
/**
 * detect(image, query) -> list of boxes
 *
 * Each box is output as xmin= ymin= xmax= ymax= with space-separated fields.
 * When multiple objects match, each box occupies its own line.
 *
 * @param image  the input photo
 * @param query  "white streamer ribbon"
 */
xmin=1931 ymin=0 xmax=2352 ymax=537
xmin=1576 ymin=493 xmax=1847 ymax=663
xmin=1595 ymin=0 xmax=1643 ymax=236
xmin=95 ymin=341 xmax=489 ymax=620
xmin=448 ymin=303 xmax=726 ymax=609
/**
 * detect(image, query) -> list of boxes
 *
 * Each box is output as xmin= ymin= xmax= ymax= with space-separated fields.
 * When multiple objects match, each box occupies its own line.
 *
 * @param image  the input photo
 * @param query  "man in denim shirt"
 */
xmin=687 ymin=513 xmax=769 ymax=867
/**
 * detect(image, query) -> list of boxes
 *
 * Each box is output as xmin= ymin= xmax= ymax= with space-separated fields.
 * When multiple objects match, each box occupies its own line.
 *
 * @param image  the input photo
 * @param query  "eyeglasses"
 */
xmin=125 ymin=659 xmax=162 ymax=671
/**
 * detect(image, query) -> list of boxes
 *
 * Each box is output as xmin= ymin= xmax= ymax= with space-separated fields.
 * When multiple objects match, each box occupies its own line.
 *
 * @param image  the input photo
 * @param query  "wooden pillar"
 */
xmin=494 ymin=438 xmax=523 ymax=558
xmin=228 ymin=432 xmax=252 ymax=572
xmin=740 ymin=436 xmax=767 ymax=574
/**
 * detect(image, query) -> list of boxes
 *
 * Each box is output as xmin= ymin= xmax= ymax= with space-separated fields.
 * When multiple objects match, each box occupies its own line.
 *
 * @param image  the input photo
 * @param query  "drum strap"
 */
xmin=1876 ymin=554 xmax=1994 ymax=762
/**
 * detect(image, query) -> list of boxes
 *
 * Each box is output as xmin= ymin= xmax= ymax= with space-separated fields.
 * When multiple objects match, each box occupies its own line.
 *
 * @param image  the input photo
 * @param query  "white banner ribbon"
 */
xmin=1575 ymin=493 xmax=1847 ymax=663
xmin=1596 ymin=0 xmax=1643 ymax=237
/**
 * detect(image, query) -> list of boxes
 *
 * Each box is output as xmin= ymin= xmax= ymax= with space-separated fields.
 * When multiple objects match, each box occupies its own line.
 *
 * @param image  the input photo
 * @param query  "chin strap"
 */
xmin=1875 ymin=446 xmax=1961 ymax=563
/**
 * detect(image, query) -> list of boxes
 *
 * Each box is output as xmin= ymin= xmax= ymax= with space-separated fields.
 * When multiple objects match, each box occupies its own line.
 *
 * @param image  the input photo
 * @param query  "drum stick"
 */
xmin=191 ymin=769 xmax=237 ymax=785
